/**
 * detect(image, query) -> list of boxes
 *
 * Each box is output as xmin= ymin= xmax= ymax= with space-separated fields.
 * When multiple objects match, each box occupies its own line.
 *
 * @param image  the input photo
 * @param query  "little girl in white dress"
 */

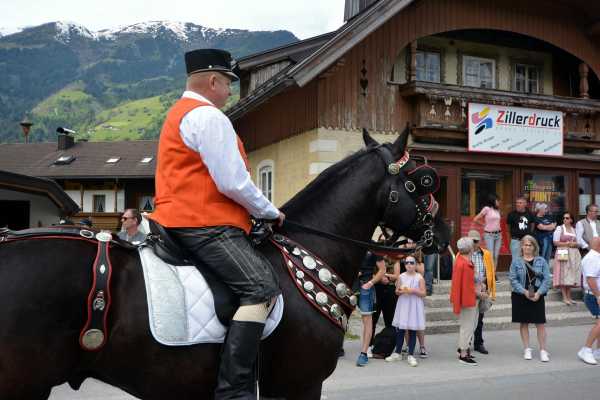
xmin=385 ymin=255 xmax=426 ymax=366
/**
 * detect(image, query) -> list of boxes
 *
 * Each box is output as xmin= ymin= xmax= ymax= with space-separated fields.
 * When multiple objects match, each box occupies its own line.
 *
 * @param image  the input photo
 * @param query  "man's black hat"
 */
xmin=184 ymin=48 xmax=239 ymax=81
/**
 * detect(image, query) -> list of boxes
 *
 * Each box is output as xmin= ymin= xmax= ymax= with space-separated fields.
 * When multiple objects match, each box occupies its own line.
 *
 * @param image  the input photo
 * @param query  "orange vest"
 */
xmin=150 ymin=97 xmax=251 ymax=233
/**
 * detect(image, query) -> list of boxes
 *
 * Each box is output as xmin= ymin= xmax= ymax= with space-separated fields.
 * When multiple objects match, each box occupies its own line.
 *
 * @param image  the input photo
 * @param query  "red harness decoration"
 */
xmin=270 ymin=234 xmax=356 ymax=331
xmin=79 ymin=234 xmax=114 ymax=351
xmin=0 ymin=227 xmax=117 ymax=352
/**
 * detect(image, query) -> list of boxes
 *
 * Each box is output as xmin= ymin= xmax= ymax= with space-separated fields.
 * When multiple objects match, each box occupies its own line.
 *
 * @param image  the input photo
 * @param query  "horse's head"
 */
xmin=363 ymin=128 xmax=450 ymax=254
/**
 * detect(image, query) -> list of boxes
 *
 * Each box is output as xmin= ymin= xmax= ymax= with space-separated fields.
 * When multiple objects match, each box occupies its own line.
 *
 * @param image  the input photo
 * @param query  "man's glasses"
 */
xmin=121 ymin=216 xmax=134 ymax=221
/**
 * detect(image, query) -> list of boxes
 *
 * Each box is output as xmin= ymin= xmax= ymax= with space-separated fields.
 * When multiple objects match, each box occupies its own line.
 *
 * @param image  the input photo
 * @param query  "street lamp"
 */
xmin=19 ymin=118 xmax=33 ymax=143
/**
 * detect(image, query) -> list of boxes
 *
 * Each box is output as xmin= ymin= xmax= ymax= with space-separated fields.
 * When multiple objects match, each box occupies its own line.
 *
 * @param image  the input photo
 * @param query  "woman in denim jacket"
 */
xmin=509 ymin=235 xmax=552 ymax=362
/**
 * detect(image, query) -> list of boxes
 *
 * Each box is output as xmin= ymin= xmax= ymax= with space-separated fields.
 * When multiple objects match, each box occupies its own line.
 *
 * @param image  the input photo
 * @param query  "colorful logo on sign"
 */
xmin=471 ymin=106 xmax=493 ymax=134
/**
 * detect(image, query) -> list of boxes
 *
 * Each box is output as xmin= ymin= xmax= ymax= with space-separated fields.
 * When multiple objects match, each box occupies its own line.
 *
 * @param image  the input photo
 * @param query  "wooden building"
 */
xmin=229 ymin=0 xmax=600 ymax=268
xmin=0 ymin=134 xmax=156 ymax=231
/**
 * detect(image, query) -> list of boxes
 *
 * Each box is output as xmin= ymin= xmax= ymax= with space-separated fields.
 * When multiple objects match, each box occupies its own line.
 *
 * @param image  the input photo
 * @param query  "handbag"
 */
xmin=556 ymin=248 xmax=569 ymax=261
xmin=479 ymin=296 xmax=492 ymax=313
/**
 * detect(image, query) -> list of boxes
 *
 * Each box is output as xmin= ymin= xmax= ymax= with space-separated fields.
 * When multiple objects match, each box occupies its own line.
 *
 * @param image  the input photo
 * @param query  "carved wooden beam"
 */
xmin=580 ymin=63 xmax=590 ymax=99
xmin=409 ymin=41 xmax=417 ymax=82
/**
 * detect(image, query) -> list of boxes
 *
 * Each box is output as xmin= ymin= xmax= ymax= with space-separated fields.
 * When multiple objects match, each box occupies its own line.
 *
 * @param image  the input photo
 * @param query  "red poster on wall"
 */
xmin=460 ymin=216 xmax=510 ymax=255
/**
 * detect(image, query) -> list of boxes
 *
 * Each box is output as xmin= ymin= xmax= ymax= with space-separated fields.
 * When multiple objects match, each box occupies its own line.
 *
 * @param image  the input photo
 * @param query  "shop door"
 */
xmin=0 ymin=200 xmax=30 ymax=230
xmin=461 ymin=170 xmax=513 ymax=267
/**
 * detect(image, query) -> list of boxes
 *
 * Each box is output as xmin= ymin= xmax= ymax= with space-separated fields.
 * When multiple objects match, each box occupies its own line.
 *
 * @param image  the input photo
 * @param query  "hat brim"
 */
xmin=188 ymin=68 xmax=239 ymax=82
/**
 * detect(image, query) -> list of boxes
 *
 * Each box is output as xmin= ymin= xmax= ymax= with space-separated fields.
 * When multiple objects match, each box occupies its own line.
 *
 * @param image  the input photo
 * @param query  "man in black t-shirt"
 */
xmin=506 ymin=197 xmax=535 ymax=264
xmin=356 ymin=251 xmax=385 ymax=367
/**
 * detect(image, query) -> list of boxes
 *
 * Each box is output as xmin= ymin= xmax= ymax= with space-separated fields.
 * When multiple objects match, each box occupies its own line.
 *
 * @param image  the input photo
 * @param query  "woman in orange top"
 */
xmin=450 ymin=237 xmax=479 ymax=365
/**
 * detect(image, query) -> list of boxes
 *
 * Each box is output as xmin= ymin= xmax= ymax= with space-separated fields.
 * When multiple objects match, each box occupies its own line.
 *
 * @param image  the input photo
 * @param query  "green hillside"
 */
xmin=89 ymin=94 xmax=173 ymax=141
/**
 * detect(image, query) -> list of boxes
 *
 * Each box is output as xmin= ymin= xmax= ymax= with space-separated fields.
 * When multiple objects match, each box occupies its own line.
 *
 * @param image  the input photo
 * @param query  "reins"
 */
xmin=277 ymin=220 xmax=418 ymax=256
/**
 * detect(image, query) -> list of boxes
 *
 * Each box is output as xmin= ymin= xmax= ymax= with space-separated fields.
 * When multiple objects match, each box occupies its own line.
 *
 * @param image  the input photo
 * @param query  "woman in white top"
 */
xmin=552 ymin=211 xmax=581 ymax=305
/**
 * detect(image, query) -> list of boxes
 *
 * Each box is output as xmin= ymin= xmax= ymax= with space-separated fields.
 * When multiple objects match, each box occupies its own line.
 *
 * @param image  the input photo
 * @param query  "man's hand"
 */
xmin=276 ymin=211 xmax=286 ymax=227
xmin=361 ymin=281 xmax=373 ymax=290
xmin=532 ymin=293 xmax=541 ymax=302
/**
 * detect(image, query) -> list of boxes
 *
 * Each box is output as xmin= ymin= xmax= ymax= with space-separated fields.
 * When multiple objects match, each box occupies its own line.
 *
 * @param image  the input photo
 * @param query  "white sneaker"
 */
xmin=407 ymin=355 xmax=418 ymax=367
xmin=523 ymin=348 xmax=533 ymax=360
xmin=367 ymin=346 xmax=373 ymax=358
xmin=540 ymin=350 xmax=550 ymax=362
xmin=385 ymin=352 xmax=401 ymax=362
xmin=593 ymin=349 xmax=600 ymax=360
xmin=578 ymin=348 xmax=598 ymax=365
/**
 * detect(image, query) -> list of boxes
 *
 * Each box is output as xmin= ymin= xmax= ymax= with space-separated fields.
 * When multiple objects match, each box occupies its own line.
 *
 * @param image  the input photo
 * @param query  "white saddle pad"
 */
xmin=138 ymin=246 xmax=284 ymax=346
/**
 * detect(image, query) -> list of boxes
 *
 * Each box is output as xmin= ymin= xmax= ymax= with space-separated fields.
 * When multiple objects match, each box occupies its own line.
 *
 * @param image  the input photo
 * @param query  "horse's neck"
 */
xmin=282 ymin=156 xmax=383 ymax=284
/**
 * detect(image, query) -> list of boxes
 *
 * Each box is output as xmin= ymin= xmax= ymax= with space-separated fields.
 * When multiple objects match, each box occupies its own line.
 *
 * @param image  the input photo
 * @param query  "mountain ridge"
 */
xmin=0 ymin=20 xmax=298 ymax=143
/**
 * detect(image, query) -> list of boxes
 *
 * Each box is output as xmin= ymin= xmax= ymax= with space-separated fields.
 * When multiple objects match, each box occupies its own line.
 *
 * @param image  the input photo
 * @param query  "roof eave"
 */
xmin=290 ymin=0 xmax=416 ymax=87
xmin=227 ymin=77 xmax=296 ymax=121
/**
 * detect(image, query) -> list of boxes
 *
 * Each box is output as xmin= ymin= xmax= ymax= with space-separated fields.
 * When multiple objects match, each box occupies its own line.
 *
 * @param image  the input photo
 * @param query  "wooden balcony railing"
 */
xmin=394 ymin=81 xmax=600 ymax=151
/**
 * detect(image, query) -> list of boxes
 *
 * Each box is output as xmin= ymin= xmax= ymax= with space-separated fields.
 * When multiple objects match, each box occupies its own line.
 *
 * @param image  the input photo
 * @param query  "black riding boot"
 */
xmin=215 ymin=320 xmax=264 ymax=400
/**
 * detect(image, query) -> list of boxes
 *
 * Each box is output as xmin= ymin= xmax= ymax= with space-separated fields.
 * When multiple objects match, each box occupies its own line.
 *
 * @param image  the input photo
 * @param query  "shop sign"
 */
xmin=468 ymin=103 xmax=563 ymax=156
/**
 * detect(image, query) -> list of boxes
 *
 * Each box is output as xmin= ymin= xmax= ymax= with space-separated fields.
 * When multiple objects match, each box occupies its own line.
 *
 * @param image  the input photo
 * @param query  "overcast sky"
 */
xmin=0 ymin=0 xmax=346 ymax=39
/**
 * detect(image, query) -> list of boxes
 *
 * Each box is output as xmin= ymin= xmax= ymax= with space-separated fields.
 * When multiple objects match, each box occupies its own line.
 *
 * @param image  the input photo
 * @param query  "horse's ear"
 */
xmin=362 ymin=128 xmax=378 ymax=148
xmin=391 ymin=126 xmax=409 ymax=157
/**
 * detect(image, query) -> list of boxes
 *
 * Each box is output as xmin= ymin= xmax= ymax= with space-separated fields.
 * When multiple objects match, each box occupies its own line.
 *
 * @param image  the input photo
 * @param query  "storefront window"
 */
xmin=578 ymin=176 xmax=600 ymax=216
xmin=523 ymin=173 xmax=566 ymax=219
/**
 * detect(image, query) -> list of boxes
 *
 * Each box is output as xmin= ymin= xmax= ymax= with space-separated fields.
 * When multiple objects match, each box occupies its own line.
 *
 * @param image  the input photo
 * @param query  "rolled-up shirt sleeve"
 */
xmin=179 ymin=105 xmax=279 ymax=219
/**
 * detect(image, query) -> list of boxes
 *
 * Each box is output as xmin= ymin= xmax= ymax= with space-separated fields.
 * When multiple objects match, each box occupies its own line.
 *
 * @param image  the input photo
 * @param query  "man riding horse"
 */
xmin=149 ymin=48 xmax=285 ymax=400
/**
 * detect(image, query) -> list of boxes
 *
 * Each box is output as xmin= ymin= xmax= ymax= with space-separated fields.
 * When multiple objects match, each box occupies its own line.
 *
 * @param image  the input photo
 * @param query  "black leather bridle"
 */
xmin=374 ymin=144 xmax=438 ymax=250
xmin=255 ymin=145 xmax=440 ymax=255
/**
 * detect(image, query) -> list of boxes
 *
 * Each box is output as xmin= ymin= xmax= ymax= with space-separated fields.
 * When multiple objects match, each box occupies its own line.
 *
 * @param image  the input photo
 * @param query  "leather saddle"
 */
xmin=146 ymin=219 xmax=238 ymax=326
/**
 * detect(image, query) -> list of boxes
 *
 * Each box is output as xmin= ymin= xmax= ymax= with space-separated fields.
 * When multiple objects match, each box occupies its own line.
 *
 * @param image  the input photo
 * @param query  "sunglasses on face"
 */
xmin=563 ymin=217 xmax=572 ymax=220
xmin=472 ymin=239 xmax=479 ymax=243
xmin=405 ymin=260 xmax=416 ymax=265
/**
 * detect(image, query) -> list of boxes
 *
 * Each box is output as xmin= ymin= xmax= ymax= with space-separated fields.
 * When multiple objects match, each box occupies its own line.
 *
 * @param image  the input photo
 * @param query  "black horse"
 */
xmin=0 ymin=129 xmax=449 ymax=400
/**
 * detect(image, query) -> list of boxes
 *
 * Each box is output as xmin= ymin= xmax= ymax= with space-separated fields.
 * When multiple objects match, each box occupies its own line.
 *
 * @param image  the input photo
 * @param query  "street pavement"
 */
xmin=50 ymin=323 xmax=599 ymax=400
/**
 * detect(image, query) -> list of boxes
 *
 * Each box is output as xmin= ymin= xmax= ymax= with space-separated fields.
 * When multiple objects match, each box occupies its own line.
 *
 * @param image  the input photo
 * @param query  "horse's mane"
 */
xmin=281 ymin=145 xmax=379 ymax=214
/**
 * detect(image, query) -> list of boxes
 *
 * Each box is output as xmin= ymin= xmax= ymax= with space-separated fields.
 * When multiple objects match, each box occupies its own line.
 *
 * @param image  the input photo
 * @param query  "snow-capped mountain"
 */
xmin=0 ymin=20 xmax=298 ymax=143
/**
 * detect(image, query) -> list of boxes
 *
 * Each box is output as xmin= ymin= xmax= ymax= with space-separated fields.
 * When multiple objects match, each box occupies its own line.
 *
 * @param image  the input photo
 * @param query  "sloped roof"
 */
xmin=0 ymin=140 xmax=157 ymax=179
xmin=0 ymin=169 xmax=79 ymax=215
xmin=228 ymin=0 xmax=600 ymax=121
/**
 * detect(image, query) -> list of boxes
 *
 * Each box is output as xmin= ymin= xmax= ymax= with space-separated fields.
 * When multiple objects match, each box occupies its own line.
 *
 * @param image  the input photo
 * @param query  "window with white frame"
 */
xmin=463 ymin=56 xmax=495 ymax=89
xmin=257 ymin=160 xmax=274 ymax=202
xmin=93 ymin=195 xmax=106 ymax=212
xmin=514 ymin=64 xmax=540 ymax=93
xmin=416 ymin=50 xmax=441 ymax=83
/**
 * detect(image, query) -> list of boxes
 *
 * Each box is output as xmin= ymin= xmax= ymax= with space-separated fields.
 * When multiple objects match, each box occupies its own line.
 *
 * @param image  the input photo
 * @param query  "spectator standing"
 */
xmin=509 ymin=235 xmax=552 ymax=362
xmin=576 ymin=204 xmax=600 ymax=255
xmin=552 ymin=212 xmax=581 ymax=305
xmin=371 ymin=255 xmax=400 ymax=343
xmin=468 ymin=230 xmax=496 ymax=355
xmin=450 ymin=237 xmax=482 ymax=365
xmin=118 ymin=209 xmax=147 ymax=244
xmin=506 ymin=196 xmax=535 ymax=264
xmin=356 ymin=251 xmax=386 ymax=367
xmin=577 ymin=237 xmax=600 ymax=365
xmin=473 ymin=194 xmax=502 ymax=279
xmin=533 ymin=203 xmax=556 ymax=263
xmin=385 ymin=255 xmax=426 ymax=367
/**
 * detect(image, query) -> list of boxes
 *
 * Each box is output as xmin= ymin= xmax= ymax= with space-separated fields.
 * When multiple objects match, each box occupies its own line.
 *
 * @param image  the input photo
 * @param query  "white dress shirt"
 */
xmin=581 ymin=249 xmax=600 ymax=292
xmin=178 ymin=91 xmax=279 ymax=220
xmin=575 ymin=218 xmax=599 ymax=249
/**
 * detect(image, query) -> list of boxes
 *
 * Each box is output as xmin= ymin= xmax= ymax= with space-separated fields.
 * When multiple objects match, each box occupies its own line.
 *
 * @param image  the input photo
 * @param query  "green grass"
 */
xmin=88 ymin=95 xmax=168 ymax=141
xmin=32 ymin=83 xmax=99 ymax=115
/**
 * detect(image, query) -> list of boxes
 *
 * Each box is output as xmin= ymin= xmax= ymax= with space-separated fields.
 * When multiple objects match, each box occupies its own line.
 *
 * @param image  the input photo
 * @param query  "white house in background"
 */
xmin=0 ymin=170 xmax=79 ymax=229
